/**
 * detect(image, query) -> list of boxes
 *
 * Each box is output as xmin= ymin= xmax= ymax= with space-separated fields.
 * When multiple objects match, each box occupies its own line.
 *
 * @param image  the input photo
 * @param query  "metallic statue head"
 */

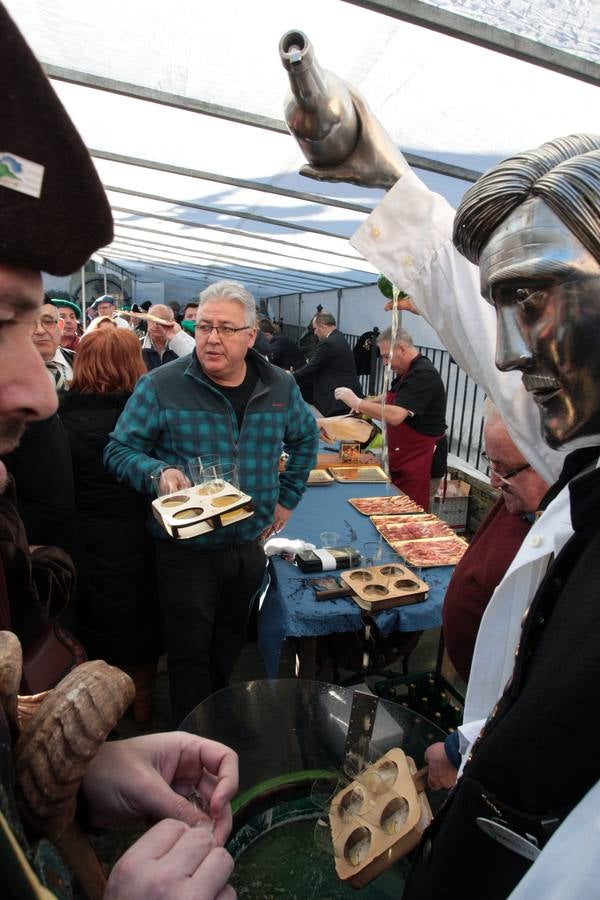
xmin=453 ymin=135 xmax=600 ymax=448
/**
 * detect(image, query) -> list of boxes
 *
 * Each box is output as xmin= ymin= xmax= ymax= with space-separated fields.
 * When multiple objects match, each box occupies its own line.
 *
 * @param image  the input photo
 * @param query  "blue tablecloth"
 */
xmin=258 ymin=479 xmax=453 ymax=677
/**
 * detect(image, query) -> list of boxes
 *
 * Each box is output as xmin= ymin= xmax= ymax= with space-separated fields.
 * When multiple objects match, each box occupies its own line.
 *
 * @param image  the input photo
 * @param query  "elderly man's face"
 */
xmin=57 ymin=305 xmax=78 ymax=337
xmin=32 ymin=302 xmax=62 ymax=362
xmin=96 ymin=301 xmax=114 ymax=318
xmin=147 ymin=305 xmax=173 ymax=347
xmin=0 ymin=265 xmax=57 ymax=490
xmin=480 ymin=198 xmax=600 ymax=448
xmin=378 ymin=340 xmax=410 ymax=375
xmin=483 ymin=417 xmax=548 ymax=515
xmin=195 ymin=299 xmax=256 ymax=385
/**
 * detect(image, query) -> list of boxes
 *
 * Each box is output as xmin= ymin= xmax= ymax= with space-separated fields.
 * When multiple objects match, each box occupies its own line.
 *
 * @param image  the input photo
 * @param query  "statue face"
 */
xmin=480 ymin=198 xmax=600 ymax=448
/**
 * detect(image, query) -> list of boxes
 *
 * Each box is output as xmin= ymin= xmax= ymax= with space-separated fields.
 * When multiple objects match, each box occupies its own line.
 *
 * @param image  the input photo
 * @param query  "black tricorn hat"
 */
xmin=0 ymin=5 xmax=113 ymax=275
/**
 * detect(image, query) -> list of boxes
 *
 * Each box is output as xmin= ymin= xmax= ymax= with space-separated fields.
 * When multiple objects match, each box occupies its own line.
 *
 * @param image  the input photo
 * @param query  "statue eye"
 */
xmin=515 ymin=287 xmax=532 ymax=303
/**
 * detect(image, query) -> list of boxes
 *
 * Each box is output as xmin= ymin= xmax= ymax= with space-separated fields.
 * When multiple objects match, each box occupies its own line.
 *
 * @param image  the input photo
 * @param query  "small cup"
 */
xmin=320 ymin=531 xmax=340 ymax=549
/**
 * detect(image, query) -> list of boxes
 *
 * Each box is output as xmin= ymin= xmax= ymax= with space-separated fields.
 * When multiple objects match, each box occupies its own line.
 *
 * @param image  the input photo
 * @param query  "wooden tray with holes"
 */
xmin=329 ymin=748 xmax=432 ymax=887
xmin=339 ymin=564 xmax=428 ymax=611
xmin=151 ymin=480 xmax=253 ymax=540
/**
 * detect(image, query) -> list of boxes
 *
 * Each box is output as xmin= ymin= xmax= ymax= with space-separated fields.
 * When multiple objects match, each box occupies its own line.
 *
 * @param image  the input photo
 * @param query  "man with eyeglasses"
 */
xmin=32 ymin=298 xmax=75 ymax=390
xmin=426 ymin=404 xmax=548 ymax=789
xmin=105 ymin=279 xmax=318 ymax=722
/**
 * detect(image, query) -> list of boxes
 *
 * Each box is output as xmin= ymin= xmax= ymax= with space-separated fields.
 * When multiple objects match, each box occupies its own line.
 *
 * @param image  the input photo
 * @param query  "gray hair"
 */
xmin=453 ymin=134 xmax=600 ymax=265
xmin=377 ymin=326 xmax=414 ymax=348
xmin=315 ymin=312 xmax=336 ymax=327
xmin=199 ymin=280 xmax=257 ymax=327
xmin=150 ymin=304 xmax=174 ymax=321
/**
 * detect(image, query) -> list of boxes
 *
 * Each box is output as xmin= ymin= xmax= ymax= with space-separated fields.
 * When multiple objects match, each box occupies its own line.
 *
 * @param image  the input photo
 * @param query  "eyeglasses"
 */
xmin=35 ymin=315 xmax=60 ymax=330
xmin=195 ymin=323 xmax=252 ymax=337
xmin=481 ymin=452 xmax=531 ymax=482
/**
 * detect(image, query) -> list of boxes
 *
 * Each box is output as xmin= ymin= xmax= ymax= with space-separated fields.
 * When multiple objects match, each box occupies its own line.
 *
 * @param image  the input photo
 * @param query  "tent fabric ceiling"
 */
xmin=6 ymin=0 xmax=600 ymax=299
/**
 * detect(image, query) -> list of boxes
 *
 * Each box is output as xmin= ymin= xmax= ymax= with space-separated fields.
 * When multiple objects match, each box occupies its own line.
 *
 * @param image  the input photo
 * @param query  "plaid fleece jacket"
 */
xmin=104 ymin=349 xmax=318 ymax=548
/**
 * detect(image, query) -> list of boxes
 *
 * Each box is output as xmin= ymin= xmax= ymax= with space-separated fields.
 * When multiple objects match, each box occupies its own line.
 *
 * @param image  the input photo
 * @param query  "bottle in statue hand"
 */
xmin=279 ymin=29 xmax=359 ymax=167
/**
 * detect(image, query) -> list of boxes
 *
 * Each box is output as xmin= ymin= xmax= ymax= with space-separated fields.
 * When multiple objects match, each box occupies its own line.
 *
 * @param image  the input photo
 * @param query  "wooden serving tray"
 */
xmin=370 ymin=514 xmax=454 ymax=543
xmin=152 ymin=481 xmax=253 ymax=539
xmin=306 ymin=468 xmax=335 ymax=486
xmin=349 ymin=495 xmax=424 ymax=516
xmin=340 ymin=564 xmax=428 ymax=611
xmin=390 ymin=535 xmax=469 ymax=567
xmin=330 ymin=748 xmax=432 ymax=887
xmin=329 ymin=465 xmax=389 ymax=484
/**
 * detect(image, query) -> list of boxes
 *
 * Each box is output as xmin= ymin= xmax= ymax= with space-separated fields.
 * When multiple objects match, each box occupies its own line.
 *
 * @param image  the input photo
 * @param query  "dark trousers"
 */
xmin=155 ymin=538 xmax=266 ymax=724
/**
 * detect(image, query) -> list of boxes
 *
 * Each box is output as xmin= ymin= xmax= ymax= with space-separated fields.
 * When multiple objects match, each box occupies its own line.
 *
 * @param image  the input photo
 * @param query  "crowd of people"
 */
xmin=1 ymin=3 xmax=600 ymax=899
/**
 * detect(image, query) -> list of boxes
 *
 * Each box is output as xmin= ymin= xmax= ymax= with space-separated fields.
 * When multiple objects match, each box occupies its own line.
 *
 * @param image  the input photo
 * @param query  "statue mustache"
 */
xmin=522 ymin=373 xmax=561 ymax=392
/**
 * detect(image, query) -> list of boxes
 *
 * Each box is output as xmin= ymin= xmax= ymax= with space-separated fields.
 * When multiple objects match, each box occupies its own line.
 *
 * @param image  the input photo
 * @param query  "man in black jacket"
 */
xmin=293 ymin=312 xmax=363 ymax=416
xmin=258 ymin=318 xmax=306 ymax=371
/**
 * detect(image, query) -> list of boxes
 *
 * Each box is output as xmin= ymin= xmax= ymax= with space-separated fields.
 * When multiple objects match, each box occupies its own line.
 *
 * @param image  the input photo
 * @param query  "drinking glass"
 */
xmin=150 ymin=465 xmax=189 ymax=498
xmin=205 ymin=464 xmax=239 ymax=492
xmin=320 ymin=531 xmax=340 ymax=548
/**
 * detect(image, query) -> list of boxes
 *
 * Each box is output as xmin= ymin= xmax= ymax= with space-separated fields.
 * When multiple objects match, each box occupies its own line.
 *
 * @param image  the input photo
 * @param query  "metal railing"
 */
xmin=282 ymin=323 xmax=488 ymax=475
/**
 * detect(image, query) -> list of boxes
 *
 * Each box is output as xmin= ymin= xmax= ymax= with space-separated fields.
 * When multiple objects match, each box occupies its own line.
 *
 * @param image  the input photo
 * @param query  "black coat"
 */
xmin=404 ymin=447 xmax=600 ymax=899
xmin=293 ymin=329 xmax=363 ymax=416
xmin=269 ymin=333 xmax=306 ymax=371
xmin=3 ymin=413 xmax=81 ymax=569
xmin=59 ymin=391 xmax=164 ymax=664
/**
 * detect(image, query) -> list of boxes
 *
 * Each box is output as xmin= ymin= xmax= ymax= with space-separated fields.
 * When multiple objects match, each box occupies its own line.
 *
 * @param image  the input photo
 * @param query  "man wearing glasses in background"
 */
xmin=32 ymin=298 xmax=76 ymax=390
xmin=426 ymin=402 xmax=548 ymax=791
xmin=105 ymin=279 xmax=318 ymax=723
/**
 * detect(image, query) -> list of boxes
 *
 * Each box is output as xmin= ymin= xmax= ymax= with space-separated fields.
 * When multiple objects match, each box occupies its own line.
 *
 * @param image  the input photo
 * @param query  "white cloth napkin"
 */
xmin=263 ymin=537 xmax=316 ymax=558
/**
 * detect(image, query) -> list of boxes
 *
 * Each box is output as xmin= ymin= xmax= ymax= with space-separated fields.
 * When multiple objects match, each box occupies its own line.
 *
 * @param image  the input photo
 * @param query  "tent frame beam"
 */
xmin=44 ymin=64 xmax=482 ymax=182
xmin=342 ymin=0 xmax=600 ymax=86
xmin=113 ymin=221 xmax=375 ymax=275
xmin=109 ymin=233 xmax=367 ymax=288
xmin=91 ymin=148 xmax=374 ymax=214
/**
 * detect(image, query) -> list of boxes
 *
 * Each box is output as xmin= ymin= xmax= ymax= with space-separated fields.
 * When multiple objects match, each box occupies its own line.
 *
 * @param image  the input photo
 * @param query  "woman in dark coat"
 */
xmin=60 ymin=327 xmax=164 ymax=723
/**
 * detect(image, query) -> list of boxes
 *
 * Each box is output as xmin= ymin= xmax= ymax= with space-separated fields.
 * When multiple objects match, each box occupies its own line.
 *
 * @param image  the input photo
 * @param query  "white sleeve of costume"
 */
xmin=351 ymin=170 xmax=565 ymax=485
xmin=168 ymin=330 xmax=195 ymax=357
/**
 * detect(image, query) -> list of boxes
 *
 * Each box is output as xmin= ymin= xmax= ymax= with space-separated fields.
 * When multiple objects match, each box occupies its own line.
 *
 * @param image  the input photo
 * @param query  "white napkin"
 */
xmin=263 ymin=537 xmax=316 ymax=558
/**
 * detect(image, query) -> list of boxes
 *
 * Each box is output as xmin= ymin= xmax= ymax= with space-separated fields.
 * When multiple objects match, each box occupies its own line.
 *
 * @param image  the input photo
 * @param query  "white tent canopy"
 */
xmin=6 ymin=0 xmax=600 ymax=304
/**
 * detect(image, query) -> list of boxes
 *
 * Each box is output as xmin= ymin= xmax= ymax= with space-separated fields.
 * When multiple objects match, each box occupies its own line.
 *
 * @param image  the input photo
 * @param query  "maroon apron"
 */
xmin=386 ymin=387 xmax=443 ymax=511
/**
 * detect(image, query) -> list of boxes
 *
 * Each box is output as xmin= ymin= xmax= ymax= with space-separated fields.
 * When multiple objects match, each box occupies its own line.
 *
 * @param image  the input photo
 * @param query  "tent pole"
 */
xmin=80 ymin=266 xmax=86 ymax=321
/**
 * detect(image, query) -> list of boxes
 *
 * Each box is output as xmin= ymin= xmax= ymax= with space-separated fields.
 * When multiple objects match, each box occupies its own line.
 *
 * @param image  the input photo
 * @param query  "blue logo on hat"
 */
xmin=0 ymin=155 xmax=22 ymax=180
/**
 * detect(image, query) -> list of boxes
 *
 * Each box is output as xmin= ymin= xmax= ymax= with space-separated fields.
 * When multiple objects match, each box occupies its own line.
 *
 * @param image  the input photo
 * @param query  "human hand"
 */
xmin=160 ymin=320 xmax=182 ymax=341
xmin=160 ymin=467 xmax=191 ymax=494
xmin=104 ymin=818 xmax=235 ymax=900
xmin=81 ymin=732 xmax=238 ymax=846
xmin=334 ymin=387 xmax=361 ymax=411
xmin=383 ymin=296 xmax=419 ymax=314
xmin=424 ymin=742 xmax=458 ymax=791
xmin=260 ymin=502 xmax=293 ymax=541
xmin=298 ymin=87 xmax=408 ymax=190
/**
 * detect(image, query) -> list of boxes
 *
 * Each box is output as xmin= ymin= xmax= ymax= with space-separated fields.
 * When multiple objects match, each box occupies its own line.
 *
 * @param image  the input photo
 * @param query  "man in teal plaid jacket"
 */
xmin=105 ymin=280 xmax=318 ymax=721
